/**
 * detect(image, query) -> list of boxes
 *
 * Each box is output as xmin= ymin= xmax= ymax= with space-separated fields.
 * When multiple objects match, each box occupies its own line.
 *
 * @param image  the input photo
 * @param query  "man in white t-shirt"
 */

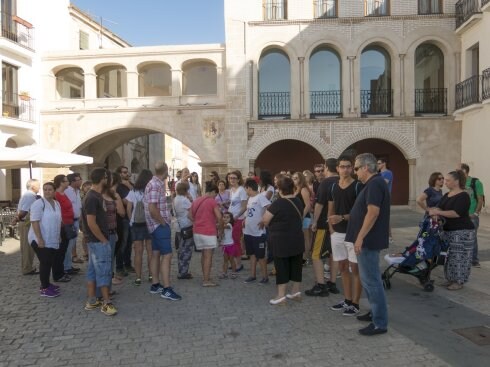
xmin=243 ymin=179 xmax=271 ymax=284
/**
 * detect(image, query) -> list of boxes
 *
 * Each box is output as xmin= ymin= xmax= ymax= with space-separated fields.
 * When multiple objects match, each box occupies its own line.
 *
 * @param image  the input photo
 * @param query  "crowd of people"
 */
xmin=14 ymin=155 xmax=484 ymax=336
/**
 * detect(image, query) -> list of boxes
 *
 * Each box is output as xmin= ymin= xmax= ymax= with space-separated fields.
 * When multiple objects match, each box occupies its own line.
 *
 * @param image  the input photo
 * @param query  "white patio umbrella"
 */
xmin=0 ymin=145 xmax=93 ymax=177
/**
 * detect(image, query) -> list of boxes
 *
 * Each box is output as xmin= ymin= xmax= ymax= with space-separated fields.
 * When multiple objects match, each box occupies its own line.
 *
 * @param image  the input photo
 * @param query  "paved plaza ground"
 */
xmin=1 ymin=208 xmax=489 ymax=367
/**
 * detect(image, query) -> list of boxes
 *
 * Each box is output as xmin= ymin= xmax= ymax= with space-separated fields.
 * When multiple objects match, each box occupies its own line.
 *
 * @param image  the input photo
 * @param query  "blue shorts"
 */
xmin=151 ymin=224 xmax=172 ymax=255
xmin=131 ymin=224 xmax=151 ymax=241
xmin=244 ymin=234 xmax=267 ymax=259
xmin=302 ymin=217 xmax=311 ymax=229
xmin=86 ymin=242 xmax=112 ymax=287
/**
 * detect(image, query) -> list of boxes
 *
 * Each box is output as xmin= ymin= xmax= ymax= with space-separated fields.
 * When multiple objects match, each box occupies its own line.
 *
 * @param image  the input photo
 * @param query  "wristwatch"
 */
xmin=341 ymin=215 xmax=345 ymax=221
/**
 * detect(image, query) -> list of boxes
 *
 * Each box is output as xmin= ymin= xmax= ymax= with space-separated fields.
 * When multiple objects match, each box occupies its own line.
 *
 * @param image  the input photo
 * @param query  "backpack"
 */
xmin=133 ymin=191 xmax=146 ymax=224
xmin=470 ymin=177 xmax=485 ymax=207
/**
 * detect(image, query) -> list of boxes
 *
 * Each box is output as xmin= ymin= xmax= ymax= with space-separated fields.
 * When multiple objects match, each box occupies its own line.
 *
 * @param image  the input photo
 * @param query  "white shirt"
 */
xmin=188 ymin=182 xmax=199 ymax=201
xmin=229 ymin=186 xmax=248 ymax=220
xmin=221 ymin=223 xmax=234 ymax=246
xmin=243 ymin=193 xmax=270 ymax=236
xmin=18 ymin=190 xmax=37 ymax=213
xmin=173 ymin=195 xmax=193 ymax=229
xmin=28 ymin=198 xmax=62 ymax=249
xmin=65 ymin=186 xmax=81 ymax=218
xmin=261 ymin=185 xmax=275 ymax=200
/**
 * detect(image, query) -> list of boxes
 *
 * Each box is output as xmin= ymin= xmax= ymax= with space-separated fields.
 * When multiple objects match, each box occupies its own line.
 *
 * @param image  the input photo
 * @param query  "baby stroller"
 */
xmin=382 ymin=215 xmax=448 ymax=292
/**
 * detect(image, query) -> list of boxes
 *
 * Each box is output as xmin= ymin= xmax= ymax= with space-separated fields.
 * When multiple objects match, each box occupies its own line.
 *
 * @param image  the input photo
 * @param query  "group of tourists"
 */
xmin=15 ymin=153 xmax=484 ymax=336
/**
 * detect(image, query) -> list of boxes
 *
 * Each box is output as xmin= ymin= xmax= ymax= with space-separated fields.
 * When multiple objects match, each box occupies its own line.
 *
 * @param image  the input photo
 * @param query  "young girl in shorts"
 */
xmin=219 ymin=212 xmax=237 ymax=279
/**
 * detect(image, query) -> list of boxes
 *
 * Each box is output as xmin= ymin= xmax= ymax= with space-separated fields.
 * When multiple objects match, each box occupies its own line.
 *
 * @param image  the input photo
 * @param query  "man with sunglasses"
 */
xmin=346 ymin=153 xmax=390 ymax=336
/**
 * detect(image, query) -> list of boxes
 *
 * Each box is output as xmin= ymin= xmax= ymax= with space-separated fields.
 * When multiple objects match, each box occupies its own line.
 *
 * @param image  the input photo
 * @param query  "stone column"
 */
xmin=347 ymin=56 xmax=356 ymax=115
xmin=84 ymin=72 xmax=97 ymax=99
xmin=399 ymin=54 xmax=406 ymax=116
xmin=408 ymin=158 xmax=417 ymax=208
xmin=126 ymin=70 xmax=139 ymax=98
xmin=171 ymin=69 xmax=183 ymax=97
xmin=298 ymin=57 xmax=305 ymax=119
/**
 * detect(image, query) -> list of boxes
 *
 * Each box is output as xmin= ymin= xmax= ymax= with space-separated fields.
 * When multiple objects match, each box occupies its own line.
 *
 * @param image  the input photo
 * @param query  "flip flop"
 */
xmin=202 ymin=281 xmax=218 ymax=287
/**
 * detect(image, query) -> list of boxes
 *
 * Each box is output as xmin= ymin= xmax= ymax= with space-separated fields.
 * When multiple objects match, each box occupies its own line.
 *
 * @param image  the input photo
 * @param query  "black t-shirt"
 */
xmin=116 ymin=183 xmax=130 ymax=219
xmin=328 ymin=180 xmax=363 ymax=233
xmin=438 ymin=192 xmax=474 ymax=231
xmin=268 ymin=197 xmax=305 ymax=258
xmin=315 ymin=176 xmax=339 ymax=229
xmin=345 ymin=174 xmax=390 ymax=250
xmin=82 ymin=190 xmax=109 ymax=243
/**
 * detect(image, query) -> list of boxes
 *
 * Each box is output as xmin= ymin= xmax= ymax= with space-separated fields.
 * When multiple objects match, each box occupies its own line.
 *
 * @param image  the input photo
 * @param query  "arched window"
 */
xmin=415 ymin=43 xmax=445 ymax=114
xmin=96 ymin=65 xmax=127 ymax=98
xmin=138 ymin=63 xmax=171 ymax=97
xmin=360 ymin=46 xmax=392 ymax=115
xmin=258 ymin=48 xmax=290 ymax=118
xmin=309 ymin=47 xmax=341 ymax=116
xmin=56 ymin=67 xmax=84 ymax=99
xmin=182 ymin=61 xmax=217 ymax=95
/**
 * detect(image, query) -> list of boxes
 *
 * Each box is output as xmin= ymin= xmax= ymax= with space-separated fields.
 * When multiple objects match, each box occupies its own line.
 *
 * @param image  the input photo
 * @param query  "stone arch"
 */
xmin=304 ymin=40 xmax=345 ymax=62
xmin=357 ymin=37 xmax=400 ymax=63
xmin=254 ymin=41 xmax=298 ymax=65
xmin=246 ymin=127 xmax=330 ymax=160
xmin=331 ymin=127 xmax=420 ymax=160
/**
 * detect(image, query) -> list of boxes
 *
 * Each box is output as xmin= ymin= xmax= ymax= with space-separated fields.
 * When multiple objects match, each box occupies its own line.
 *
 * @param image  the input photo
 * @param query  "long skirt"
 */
xmin=444 ymin=229 xmax=475 ymax=285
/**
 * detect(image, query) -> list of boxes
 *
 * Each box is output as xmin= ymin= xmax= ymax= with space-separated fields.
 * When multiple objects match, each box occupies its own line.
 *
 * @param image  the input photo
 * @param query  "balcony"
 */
xmin=415 ymin=88 xmax=447 ymax=115
xmin=455 ymin=0 xmax=482 ymax=32
xmin=259 ymin=92 xmax=290 ymax=119
xmin=360 ymin=89 xmax=392 ymax=116
xmin=483 ymin=68 xmax=490 ymax=101
xmin=0 ymin=12 xmax=34 ymax=50
xmin=482 ymin=0 xmax=490 ymax=10
xmin=2 ymin=92 xmax=36 ymax=122
xmin=310 ymin=91 xmax=342 ymax=117
xmin=455 ymin=75 xmax=482 ymax=110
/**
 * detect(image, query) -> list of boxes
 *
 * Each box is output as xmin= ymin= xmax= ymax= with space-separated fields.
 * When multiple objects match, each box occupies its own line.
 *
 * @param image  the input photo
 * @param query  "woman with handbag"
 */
xmin=174 ymin=181 xmax=195 ymax=280
xmin=262 ymin=176 xmax=305 ymax=305
xmin=189 ymin=181 xmax=223 ymax=287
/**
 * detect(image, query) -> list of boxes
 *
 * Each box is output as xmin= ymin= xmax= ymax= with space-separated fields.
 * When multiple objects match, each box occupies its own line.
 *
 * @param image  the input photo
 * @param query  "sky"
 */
xmin=71 ymin=0 xmax=225 ymax=46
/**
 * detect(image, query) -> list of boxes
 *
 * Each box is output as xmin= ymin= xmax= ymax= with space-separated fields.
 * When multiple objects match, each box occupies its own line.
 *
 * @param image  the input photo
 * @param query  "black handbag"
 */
xmin=181 ymin=226 xmax=193 ymax=240
xmin=62 ymin=223 xmax=78 ymax=240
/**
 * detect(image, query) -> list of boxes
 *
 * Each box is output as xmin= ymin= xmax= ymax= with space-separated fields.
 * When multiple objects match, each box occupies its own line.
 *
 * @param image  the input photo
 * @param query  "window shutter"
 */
xmin=79 ymin=30 xmax=89 ymax=50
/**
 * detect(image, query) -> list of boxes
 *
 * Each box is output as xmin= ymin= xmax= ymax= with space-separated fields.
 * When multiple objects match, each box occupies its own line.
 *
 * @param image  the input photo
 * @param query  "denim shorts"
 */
xmin=86 ymin=242 xmax=112 ymax=287
xmin=131 ymin=224 xmax=151 ymax=241
xmin=151 ymin=224 xmax=172 ymax=254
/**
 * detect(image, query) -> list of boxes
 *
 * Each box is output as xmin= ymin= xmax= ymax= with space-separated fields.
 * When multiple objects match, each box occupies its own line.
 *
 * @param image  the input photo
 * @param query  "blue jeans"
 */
xmin=64 ymin=220 xmax=80 ymax=271
xmin=87 ymin=242 xmax=112 ymax=287
xmin=470 ymin=215 xmax=479 ymax=263
xmin=96 ymin=233 xmax=116 ymax=298
xmin=357 ymin=248 xmax=388 ymax=329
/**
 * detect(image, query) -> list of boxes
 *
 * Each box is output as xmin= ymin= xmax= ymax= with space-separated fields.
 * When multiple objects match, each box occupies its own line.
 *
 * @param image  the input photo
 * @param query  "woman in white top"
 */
xmin=188 ymin=172 xmax=202 ymax=201
xmin=29 ymin=182 xmax=62 ymax=297
xmin=227 ymin=170 xmax=248 ymax=270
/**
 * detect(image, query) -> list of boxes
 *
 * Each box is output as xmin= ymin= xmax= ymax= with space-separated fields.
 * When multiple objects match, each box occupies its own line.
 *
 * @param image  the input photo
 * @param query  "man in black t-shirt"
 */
xmin=346 ymin=153 xmax=390 ymax=336
xmin=115 ymin=166 xmax=134 ymax=276
xmin=308 ymin=159 xmax=339 ymax=297
xmin=327 ymin=156 xmax=363 ymax=316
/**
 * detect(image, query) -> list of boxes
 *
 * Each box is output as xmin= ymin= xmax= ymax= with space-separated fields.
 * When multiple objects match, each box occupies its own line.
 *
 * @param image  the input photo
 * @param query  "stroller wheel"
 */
xmin=383 ymin=278 xmax=391 ymax=290
xmin=423 ymin=283 xmax=434 ymax=292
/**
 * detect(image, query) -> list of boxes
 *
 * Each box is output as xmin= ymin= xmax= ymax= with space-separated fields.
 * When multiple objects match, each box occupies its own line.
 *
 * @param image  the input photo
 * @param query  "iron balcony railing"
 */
xmin=314 ymin=0 xmax=337 ymax=18
xmin=259 ymin=92 xmax=290 ymax=118
xmin=483 ymin=68 xmax=490 ymax=101
xmin=310 ymin=90 xmax=342 ymax=116
xmin=455 ymin=75 xmax=482 ymax=110
xmin=2 ymin=91 xmax=36 ymax=122
xmin=0 ymin=12 xmax=34 ymax=50
xmin=415 ymin=88 xmax=447 ymax=115
xmin=418 ymin=0 xmax=442 ymax=14
xmin=482 ymin=0 xmax=490 ymax=7
xmin=455 ymin=0 xmax=481 ymax=29
xmin=360 ymin=89 xmax=392 ymax=115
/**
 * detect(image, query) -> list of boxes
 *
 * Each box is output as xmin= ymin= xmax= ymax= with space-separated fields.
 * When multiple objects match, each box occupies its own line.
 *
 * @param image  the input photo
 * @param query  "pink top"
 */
xmin=191 ymin=196 xmax=219 ymax=236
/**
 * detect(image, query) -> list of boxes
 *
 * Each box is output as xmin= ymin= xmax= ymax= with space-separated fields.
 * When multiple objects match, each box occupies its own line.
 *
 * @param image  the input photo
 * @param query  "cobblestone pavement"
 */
xmin=1 ymin=209 xmax=488 ymax=367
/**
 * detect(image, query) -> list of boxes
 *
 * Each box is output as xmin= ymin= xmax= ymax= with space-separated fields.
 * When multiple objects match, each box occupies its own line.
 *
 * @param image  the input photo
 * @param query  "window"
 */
xmin=2 ymin=62 xmax=19 ymax=118
xmin=360 ymin=46 xmax=392 ymax=115
xmin=314 ymin=0 xmax=337 ymax=18
xmin=418 ymin=0 xmax=442 ymax=14
xmin=365 ymin=0 xmax=389 ymax=16
xmin=96 ymin=65 xmax=127 ymax=98
xmin=259 ymin=49 xmax=291 ymax=118
xmin=79 ymin=30 xmax=89 ymax=50
xmin=264 ymin=0 xmax=287 ymax=20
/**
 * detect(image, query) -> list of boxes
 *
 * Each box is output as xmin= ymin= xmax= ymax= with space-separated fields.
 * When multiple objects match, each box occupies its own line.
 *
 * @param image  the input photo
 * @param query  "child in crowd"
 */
xmin=219 ymin=212 xmax=237 ymax=279
xmin=243 ymin=179 xmax=271 ymax=284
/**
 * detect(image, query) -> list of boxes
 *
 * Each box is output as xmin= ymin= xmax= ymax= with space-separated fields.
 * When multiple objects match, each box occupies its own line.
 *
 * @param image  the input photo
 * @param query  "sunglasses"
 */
xmin=229 ymin=176 xmax=238 ymax=180
xmin=314 ymin=170 xmax=323 ymax=173
xmin=354 ymin=166 xmax=361 ymax=172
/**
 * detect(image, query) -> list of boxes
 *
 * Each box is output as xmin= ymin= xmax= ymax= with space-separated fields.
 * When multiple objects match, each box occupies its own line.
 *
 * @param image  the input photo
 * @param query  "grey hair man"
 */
xmin=346 ymin=153 xmax=390 ymax=336
xmin=14 ymin=179 xmax=41 ymax=275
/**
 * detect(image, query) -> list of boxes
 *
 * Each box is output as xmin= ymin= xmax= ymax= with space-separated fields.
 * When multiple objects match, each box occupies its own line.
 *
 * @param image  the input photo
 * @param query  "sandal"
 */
xmin=202 ymin=281 xmax=218 ymax=287
xmin=447 ymin=283 xmax=463 ymax=291
xmin=72 ymin=256 xmax=84 ymax=264
xmin=218 ymin=273 xmax=228 ymax=279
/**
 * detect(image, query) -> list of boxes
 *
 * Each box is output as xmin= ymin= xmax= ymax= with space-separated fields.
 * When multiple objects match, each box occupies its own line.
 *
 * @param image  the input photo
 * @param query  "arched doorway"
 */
xmin=255 ymin=140 xmax=324 ymax=175
xmin=342 ymin=138 xmax=408 ymax=205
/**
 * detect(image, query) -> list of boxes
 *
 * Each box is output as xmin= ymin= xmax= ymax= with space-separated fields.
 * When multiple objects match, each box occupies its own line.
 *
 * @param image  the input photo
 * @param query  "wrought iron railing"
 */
xmin=482 ymin=0 xmax=490 ymax=8
xmin=1 ymin=91 xmax=36 ymax=122
xmin=314 ymin=0 xmax=337 ymax=18
xmin=0 ymin=12 xmax=34 ymax=50
xmin=310 ymin=90 xmax=342 ymax=116
xmin=483 ymin=68 xmax=490 ymax=101
xmin=455 ymin=75 xmax=482 ymax=110
xmin=263 ymin=0 xmax=287 ymax=20
xmin=418 ymin=0 xmax=442 ymax=14
xmin=415 ymin=88 xmax=447 ymax=114
xmin=259 ymin=92 xmax=290 ymax=118
xmin=455 ymin=0 xmax=481 ymax=29
xmin=360 ymin=89 xmax=392 ymax=115
xmin=365 ymin=0 xmax=389 ymax=16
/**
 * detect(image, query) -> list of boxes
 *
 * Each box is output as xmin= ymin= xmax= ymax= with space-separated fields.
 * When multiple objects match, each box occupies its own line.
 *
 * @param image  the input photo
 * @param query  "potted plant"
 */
xmin=19 ymin=91 xmax=30 ymax=101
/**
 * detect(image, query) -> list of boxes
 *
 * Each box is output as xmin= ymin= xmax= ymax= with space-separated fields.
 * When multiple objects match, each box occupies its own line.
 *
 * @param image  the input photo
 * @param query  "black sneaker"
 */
xmin=305 ymin=283 xmax=329 ymax=297
xmin=357 ymin=311 xmax=372 ymax=322
xmin=343 ymin=305 xmax=360 ymax=316
xmin=326 ymin=281 xmax=340 ymax=294
xmin=330 ymin=301 xmax=349 ymax=311
xmin=359 ymin=323 xmax=387 ymax=336
xmin=472 ymin=261 xmax=481 ymax=268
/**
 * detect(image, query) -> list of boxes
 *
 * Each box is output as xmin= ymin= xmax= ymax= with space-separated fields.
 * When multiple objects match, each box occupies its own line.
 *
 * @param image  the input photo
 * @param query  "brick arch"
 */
xmin=331 ymin=127 xmax=420 ymax=160
xmin=246 ymin=128 xmax=330 ymax=160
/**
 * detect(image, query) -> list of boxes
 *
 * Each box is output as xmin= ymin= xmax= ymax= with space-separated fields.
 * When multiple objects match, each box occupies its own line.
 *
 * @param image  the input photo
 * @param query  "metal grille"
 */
xmin=259 ymin=92 xmax=290 ymax=118
xmin=310 ymin=90 xmax=342 ymax=116
xmin=483 ymin=68 xmax=490 ymax=101
xmin=360 ymin=89 xmax=392 ymax=115
xmin=415 ymin=88 xmax=447 ymax=114
xmin=455 ymin=0 xmax=481 ymax=29
xmin=0 ymin=12 xmax=35 ymax=50
xmin=2 ymin=91 xmax=37 ymax=122
xmin=455 ymin=75 xmax=482 ymax=110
